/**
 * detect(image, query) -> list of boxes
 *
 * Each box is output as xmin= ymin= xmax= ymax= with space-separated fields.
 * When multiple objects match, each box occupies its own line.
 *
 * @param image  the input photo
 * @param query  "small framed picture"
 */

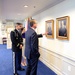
xmin=56 ymin=16 xmax=70 ymax=40
xmin=45 ymin=20 xmax=54 ymax=38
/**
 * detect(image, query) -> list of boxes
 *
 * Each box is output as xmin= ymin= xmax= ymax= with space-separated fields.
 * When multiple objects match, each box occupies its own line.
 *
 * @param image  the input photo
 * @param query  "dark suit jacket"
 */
xmin=25 ymin=28 xmax=43 ymax=59
xmin=10 ymin=29 xmax=23 ymax=52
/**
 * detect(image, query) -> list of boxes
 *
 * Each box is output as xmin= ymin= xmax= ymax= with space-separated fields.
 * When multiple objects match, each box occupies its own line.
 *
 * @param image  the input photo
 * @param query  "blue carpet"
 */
xmin=0 ymin=44 xmax=57 ymax=75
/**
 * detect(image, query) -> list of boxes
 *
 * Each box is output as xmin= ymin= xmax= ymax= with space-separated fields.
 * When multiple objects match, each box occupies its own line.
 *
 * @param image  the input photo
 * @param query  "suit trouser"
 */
xmin=26 ymin=57 xmax=38 ymax=75
xmin=13 ymin=50 xmax=22 ymax=74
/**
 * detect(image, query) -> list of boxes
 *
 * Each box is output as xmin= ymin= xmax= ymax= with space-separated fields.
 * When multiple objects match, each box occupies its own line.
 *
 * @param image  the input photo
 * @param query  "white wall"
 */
xmin=0 ymin=1 xmax=3 ymax=44
xmin=0 ymin=21 xmax=2 ymax=44
xmin=0 ymin=0 xmax=1 ymax=17
xmin=0 ymin=0 xmax=2 ymax=20
xmin=33 ymin=0 xmax=75 ymax=75
xmin=33 ymin=0 xmax=75 ymax=61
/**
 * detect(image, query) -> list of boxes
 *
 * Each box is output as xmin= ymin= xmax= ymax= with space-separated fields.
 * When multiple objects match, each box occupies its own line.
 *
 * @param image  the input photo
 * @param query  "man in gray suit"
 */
xmin=25 ymin=19 xmax=47 ymax=75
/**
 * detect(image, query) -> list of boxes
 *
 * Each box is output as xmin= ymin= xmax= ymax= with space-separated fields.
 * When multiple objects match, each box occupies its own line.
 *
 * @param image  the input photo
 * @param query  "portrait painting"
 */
xmin=46 ymin=20 xmax=54 ymax=38
xmin=56 ymin=16 xmax=70 ymax=40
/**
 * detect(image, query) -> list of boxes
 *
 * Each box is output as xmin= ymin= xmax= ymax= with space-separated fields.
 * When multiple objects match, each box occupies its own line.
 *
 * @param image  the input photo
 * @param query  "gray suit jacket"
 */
xmin=25 ymin=28 xmax=43 ymax=59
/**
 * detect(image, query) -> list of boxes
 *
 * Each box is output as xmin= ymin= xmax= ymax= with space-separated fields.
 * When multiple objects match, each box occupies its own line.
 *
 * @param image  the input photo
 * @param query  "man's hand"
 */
xmin=20 ymin=45 xmax=23 ymax=49
xmin=42 ymin=32 xmax=48 ymax=35
xmin=22 ymin=28 xmax=25 ymax=34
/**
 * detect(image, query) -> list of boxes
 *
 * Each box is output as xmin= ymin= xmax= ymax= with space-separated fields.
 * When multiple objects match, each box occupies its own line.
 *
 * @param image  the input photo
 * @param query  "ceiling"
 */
xmin=0 ymin=0 xmax=65 ymax=21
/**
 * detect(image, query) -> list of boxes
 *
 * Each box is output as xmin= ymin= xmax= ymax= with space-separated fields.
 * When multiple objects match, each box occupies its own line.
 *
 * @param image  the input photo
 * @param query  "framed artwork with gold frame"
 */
xmin=45 ymin=20 xmax=54 ymax=38
xmin=56 ymin=16 xmax=70 ymax=40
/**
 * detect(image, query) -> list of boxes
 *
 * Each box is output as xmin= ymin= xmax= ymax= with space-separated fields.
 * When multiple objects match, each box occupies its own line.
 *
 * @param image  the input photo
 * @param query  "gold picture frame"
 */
xmin=56 ymin=16 xmax=70 ymax=40
xmin=46 ymin=20 xmax=54 ymax=38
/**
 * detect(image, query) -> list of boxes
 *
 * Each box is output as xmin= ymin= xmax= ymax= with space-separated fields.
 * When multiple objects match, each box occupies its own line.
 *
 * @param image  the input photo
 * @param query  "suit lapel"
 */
xmin=15 ymin=29 xmax=22 ymax=38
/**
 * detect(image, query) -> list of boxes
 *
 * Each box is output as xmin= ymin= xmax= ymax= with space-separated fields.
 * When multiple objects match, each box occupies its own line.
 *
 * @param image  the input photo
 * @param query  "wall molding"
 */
xmin=40 ymin=56 xmax=65 ymax=75
xmin=39 ymin=46 xmax=75 ymax=75
xmin=39 ymin=46 xmax=75 ymax=62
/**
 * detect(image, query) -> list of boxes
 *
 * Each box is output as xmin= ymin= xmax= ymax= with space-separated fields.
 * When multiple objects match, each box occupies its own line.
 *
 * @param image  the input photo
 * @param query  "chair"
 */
xmin=2 ymin=37 xmax=7 ymax=44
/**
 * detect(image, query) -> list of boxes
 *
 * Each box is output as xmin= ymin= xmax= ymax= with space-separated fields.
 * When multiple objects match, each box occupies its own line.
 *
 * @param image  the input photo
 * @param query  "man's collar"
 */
xmin=31 ymin=27 xmax=35 ymax=31
xmin=15 ymin=29 xmax=21 ymax=34
xmin=15 ymin=28 xmax=18 ymax=31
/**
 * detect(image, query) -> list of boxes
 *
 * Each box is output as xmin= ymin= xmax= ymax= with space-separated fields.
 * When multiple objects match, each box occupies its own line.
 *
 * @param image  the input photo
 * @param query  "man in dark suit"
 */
xmin=25 ymin=19 xmax=47 ymax=75
xmin=10 ymin=23 xmax=25 ymax=75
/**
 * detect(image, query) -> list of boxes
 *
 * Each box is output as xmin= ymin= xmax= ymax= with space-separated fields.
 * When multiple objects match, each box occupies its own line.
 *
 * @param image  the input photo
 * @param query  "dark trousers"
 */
xmin=13 ymin=50 xmax=22 ymax=74
xmin=26 ymin=57 xmax=38 ymax=75
xmin=16 ymin=50 xmax=22 ymax=69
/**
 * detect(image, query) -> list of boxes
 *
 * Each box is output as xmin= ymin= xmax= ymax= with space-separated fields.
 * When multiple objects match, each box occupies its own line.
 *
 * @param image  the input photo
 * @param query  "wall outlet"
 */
xmin=68 ymin=66 xmax=71 ymax=71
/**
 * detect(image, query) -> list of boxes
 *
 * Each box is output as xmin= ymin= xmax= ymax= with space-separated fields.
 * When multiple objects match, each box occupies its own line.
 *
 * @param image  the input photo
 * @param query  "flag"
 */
xmin=25 ymin=17 xmax=32 ymax=31
xmin=21 ymin=17 xmax=32 ymax=66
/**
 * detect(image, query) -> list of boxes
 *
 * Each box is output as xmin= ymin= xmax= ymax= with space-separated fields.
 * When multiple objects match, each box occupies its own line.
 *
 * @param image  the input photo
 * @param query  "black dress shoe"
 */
xmin=14 ymin=73 xmax=19 ymax=75
xmin=17 ymin=68 xmax=25 ymax=71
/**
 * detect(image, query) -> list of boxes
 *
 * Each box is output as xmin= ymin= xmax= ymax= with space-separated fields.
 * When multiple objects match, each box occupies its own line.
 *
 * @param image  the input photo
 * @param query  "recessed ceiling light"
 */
xmin=17 ymin=13 xmax=21 ymax=15
xmin=24 ymin=5 xmax=28 ymax=8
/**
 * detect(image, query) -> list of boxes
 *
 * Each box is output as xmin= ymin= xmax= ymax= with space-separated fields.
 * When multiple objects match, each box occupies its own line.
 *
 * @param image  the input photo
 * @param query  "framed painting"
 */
xmin=56 ymin=16 xmax=70 ymax=40
xmin=45 ymin=20 xmax=54 ymax=38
